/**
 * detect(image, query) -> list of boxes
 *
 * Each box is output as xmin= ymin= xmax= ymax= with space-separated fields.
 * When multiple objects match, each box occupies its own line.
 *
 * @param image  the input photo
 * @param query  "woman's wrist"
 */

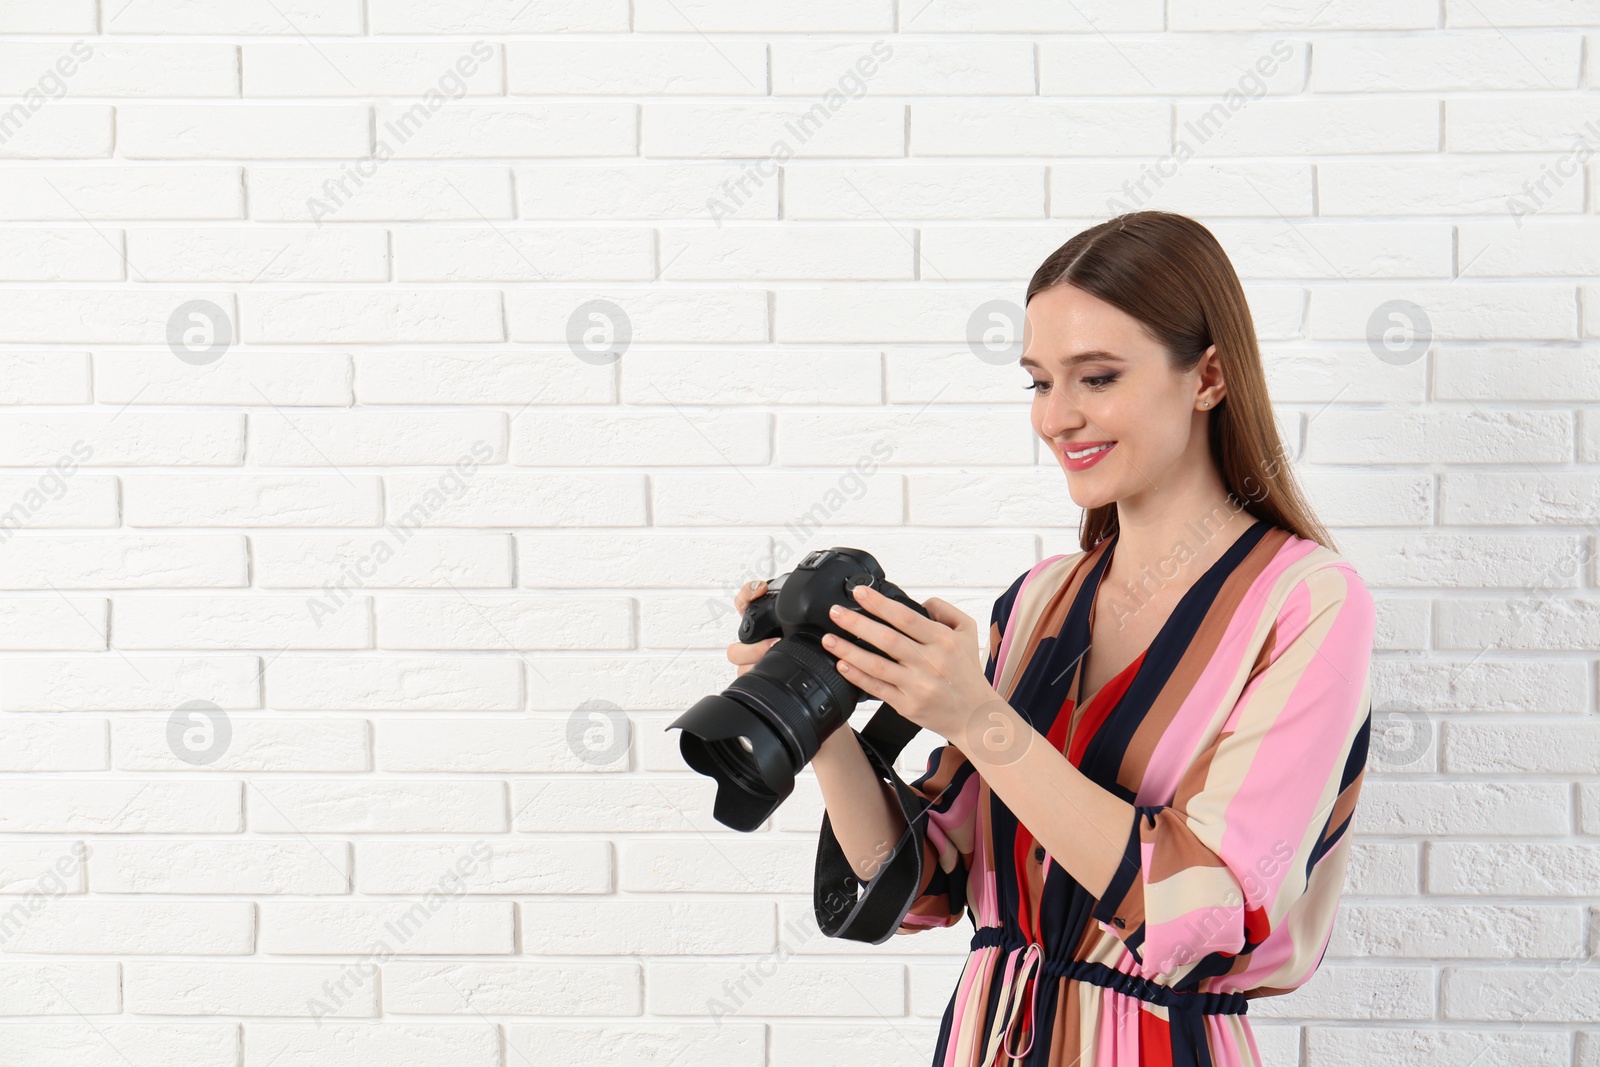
xmin=812 ymin=721 xmax=863 ymax=771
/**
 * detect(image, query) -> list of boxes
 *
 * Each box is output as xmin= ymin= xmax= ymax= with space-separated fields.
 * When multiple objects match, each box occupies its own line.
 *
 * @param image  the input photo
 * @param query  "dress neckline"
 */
xmin=1072 ymin=517 xmax=1269 ymax=713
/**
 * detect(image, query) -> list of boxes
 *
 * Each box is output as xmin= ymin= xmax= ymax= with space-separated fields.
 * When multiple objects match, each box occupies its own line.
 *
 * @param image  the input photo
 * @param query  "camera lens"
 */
xmin=670 ymin=635 xmax=856 ymax=831
xmin=668 ymin=548 xmax=930 ymax=832
xmin=706 ymin=735 xmax=773 ymax=802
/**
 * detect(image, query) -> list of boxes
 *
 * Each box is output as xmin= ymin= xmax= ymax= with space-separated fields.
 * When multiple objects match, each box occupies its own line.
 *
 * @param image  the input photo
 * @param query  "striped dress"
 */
xmin=817 ymin=517 xmax=1376 ymax=1066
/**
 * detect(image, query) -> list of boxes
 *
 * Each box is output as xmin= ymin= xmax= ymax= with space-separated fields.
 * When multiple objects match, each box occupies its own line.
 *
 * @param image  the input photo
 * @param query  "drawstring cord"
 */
xmin=979 ymin=941 xmax=1043 ymax=1066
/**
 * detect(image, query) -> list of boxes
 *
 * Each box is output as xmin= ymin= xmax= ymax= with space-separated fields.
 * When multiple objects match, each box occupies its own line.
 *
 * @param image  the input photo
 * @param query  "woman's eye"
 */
xmin=1024 ymin=374 xmax=1118 ymax=394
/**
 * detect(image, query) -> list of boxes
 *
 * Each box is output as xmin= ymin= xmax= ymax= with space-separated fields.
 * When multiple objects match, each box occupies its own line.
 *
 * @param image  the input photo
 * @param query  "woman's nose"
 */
xmin=1039 ymin=395 xmax=1083 ymax=436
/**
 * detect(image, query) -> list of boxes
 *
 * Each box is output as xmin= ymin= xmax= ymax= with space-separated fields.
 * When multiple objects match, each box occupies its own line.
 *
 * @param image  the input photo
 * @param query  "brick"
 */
xmin=1173 ymin=97 xmax=1438 ymax=155
xmin=392 ymin=227 xmax=655 ymax=282
xmin=372 ymin=103 xmax=635 ymax=158
xmin=509 ymin=41 xmax=765 ymax=95
xmin=119 ymin=105 xmax=371 ymax=159
xmin=1315 ymin=35 xmax=1580 ymax=91
xmin=370 ymin=0 xmax=628 ymax=33
xmin=94 ymin=351 xmax=353 ymax=406
xmin=1448 ymin=0 xmax=1600 ymax=27
xmin=642 ymin=102 xmax=904 ymax=158
xmin=0 ymin=167 xmax=243 ymax=219
xmin=516 ymin=164 xmax=777 ymax=219
xmin=0 ymin=227 xmax=125 ymax=281
xmin=1040 ymin=38 xmax=1305 ymax=95
xmin=249 ymin=411 xmax=505 ymax=466
xmin=106 ymin=0 xmax=364 ymax=34
xmin=786 ymin=163 xmax=1045 ymax=218
xmin=383 ymin=961 xmax=638 ymax=1014
xmin=127 ymin=961 xmax=372 ymax=1016
xmin=0 ymin=43 xmax=240 ymax=97
xmin=1052 ymin=161 xmax=1314 ymax=217
xmin=1171 ymin=0 xmax=1436 ymax=28
xmin=243 ymin=42 xmax=501 ymax=97
xmin=251 ymin=533 xmax=513 ymax=589
xmin=126 ymin=228 xmax=387 ymax=282
xmin=241 ymin=290 xmax=503 ymax=343
xmin=0 ymin=105 xmax=110 ymax=158
xmin=774 ymin=40 xmax=1031 ymax=95
xmin=894 ymin=0 xmax=1160 ymax=31
xmin=89 ymin=838 xmax=352 ymax=895
xmin=0 ymin=351 xmax=91 ymax=403
xmin=634 ymin=0 xmax=891 ymax=31
xmin=0 ymin=1 xmax=97 ymax=32
xmin=247 ymin=164 xmax=513 ymax=222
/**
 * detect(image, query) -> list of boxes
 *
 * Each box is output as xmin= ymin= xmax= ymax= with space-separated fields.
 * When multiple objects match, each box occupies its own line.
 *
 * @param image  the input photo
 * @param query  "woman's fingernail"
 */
xmin=828 ymin=605 xmax=841 ymax=616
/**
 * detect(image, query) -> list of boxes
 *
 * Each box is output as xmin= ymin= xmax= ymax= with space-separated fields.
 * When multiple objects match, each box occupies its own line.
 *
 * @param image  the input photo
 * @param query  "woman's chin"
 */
xmin=1062 ymin=477 xmax=1117 ymax=512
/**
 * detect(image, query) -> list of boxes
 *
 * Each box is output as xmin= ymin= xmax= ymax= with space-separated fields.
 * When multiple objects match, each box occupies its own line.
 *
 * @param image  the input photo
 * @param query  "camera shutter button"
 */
xmin=844 ymin=574 xmax=874 ymax=595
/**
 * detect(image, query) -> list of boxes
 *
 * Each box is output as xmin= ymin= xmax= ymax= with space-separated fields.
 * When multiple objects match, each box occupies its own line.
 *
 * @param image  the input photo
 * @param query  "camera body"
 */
xmin=668 ymin=547 xmax=930 ymax=831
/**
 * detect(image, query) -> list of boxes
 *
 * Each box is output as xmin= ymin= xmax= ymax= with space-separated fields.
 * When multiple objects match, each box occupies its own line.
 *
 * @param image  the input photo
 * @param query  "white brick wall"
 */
xmin=0 ymin=4 xmax=1594 ymax=1066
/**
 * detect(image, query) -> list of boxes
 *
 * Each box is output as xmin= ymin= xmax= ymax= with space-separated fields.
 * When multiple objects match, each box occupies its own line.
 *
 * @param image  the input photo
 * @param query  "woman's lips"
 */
xmin=1060 ymin=441 xmax=1116 ymax=471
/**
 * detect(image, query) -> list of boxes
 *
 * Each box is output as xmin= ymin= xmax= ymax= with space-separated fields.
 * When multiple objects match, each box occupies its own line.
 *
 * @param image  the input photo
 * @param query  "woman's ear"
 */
xmin=1197 ymin=344 xmax=1225 ymax=406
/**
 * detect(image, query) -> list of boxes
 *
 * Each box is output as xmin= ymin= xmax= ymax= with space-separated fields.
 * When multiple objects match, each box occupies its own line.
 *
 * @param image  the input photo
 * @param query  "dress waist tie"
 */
xmin=978 ymin=940 xmax=1042 ymax=1067
xmin=969 ymin=926 xmax=1250 ymax=1021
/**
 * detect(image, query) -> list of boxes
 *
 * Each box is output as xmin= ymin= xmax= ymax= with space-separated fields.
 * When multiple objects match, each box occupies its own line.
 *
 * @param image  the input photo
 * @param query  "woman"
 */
xmin=732 ymin=211 xmax=1375 ymax=1065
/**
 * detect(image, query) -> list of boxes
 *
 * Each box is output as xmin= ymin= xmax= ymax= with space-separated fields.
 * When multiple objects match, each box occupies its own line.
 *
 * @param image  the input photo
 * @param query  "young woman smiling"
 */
xmin=730 ymin=211 xmax=1376 ymax=1066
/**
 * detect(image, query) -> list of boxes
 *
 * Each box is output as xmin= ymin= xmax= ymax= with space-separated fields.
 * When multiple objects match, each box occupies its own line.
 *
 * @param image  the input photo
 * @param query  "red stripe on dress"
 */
xmin=1066 ymin=651 xmax=1145 ymax=768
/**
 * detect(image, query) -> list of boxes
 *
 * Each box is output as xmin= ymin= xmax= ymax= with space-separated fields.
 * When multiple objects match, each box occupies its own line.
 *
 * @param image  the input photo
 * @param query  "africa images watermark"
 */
xmin=708 ymin=889 xmax=872 ymax=1025
xmin=305 ymin=838 xmax=494 ymax=1025
xmin=1151 ymin=837 xmax=1295 ymax=975
xmin=306 ymin=439 xmax=494 ymax=627
xmin=304 ymin=40 xmax=494 ymax=225
xmin=705 ymin=39 xmax=895 ymax=225
xmin=1505 ymin=118 xmax=1600 ymax=228
xmin=0 ymin=842 xmax=91 ymax=946
xmin=0 ymin=440 xmax=94 ymax=544
xmin=706 ymin=438 xmax=896 ymax=628
xmin=0 ymin=39 xmax=94 ymax=147
xmin=1105 ymin=39 xmax=1294 ymax=215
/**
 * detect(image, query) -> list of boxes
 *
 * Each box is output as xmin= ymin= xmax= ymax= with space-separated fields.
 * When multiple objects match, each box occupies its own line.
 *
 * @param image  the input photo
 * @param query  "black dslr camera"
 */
xmin=668 ymin=547 xmax=931 ymax=832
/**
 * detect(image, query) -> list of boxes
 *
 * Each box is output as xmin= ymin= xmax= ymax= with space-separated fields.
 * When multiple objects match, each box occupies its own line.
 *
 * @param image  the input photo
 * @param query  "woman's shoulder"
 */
xmin=1260 ymin=527 xmax=1375 ymax=629
xmin=997 ymin=549 xmax=1087 ymax=608
xmin=1267 ymin=528 xmax=1369 ymax=593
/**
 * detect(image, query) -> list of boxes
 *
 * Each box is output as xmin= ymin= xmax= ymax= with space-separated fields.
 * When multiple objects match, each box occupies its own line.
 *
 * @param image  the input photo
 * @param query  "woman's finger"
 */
xmin=730 ymin=637 xmax=780 ymax=676
xmin=733 ymin=578 xmax=767 ymax=615
xmin=824 ymin=630 xmax=910 ymax=690
xmin=849 ymin=584 xmax=943 ymax=644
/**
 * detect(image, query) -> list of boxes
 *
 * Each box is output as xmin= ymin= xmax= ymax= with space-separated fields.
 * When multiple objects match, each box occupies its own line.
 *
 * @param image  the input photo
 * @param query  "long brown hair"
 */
xmin=1026 ymin=210 xmax=1335 ymax=553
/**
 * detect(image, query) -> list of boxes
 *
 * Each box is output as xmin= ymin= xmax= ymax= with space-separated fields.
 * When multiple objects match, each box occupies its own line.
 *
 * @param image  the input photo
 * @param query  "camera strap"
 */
xmin=812 ymin=702 xmax=933 ymax=944
xmin=813 ymin=554 xmax=1066 ymax=944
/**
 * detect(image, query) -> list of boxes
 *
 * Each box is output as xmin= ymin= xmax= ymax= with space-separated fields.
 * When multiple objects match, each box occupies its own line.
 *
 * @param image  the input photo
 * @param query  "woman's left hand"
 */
xmin=821 ymin=583 xmax=1005 ymax=745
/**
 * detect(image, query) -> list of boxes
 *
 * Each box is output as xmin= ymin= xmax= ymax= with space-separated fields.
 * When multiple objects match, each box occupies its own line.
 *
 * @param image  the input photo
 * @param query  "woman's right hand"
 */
xmin=727 ymin=579 xmax=781 ymax=677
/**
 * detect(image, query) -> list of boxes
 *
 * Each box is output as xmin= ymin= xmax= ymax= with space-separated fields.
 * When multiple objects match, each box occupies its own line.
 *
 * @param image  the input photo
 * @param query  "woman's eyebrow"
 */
xmin=1018 ymin=350 xmax=1126 ymax=370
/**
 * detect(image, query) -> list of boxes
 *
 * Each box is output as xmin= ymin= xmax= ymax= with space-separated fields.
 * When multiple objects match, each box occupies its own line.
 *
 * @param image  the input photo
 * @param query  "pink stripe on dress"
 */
xmin=993 ymin=553 xmax=1067 ymax=695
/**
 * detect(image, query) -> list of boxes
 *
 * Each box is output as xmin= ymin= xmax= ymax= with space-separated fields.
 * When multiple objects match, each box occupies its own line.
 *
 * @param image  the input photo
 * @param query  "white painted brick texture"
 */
xmin=0 ymin=4 xmax=1594 ymax=1066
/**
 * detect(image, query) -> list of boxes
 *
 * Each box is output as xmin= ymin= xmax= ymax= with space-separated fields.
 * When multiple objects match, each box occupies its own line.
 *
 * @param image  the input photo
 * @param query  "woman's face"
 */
xmin=1021 ymin=284 xmax=1220 ymax=512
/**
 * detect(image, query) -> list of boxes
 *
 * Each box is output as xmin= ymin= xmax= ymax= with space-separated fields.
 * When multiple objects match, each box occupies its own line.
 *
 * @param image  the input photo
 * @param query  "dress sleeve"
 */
xmin=814 ymin=568 xmax=1025 ymax=937
xmin=1089 ymin=563 xmax=1376 ymax=985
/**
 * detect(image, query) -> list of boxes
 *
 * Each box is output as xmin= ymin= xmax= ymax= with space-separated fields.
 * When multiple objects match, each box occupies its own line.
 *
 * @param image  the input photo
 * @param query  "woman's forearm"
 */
xmin=810 ymin=725 xmax=908 ymax=883
xmin=963 ymin=699 xmax=1134 ymax=899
